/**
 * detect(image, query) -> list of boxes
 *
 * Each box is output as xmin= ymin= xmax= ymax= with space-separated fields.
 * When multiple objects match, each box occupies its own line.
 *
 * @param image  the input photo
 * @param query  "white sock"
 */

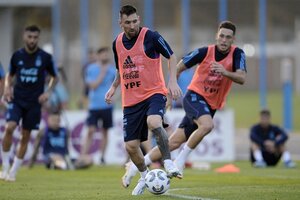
xmin=9 ymin=157 xmax=23 ymax=177
xmin=282 ymin=151 xmax=291 ymax=162
xmin=175 ymin=144 xmax=193 ymax=168
xmin=254 ymin=149 xmax=263 ymax=162
xmin=170 ymin=150 xmax=178 ymax=160
xmin=144 ymin=154 xmax=152 ymax=166
xmin=1 ymin=151 xmax=11 ymax=172
xmin=140 ymin=169 xmax=148 ymax=179
xmin=163 ymin=159 xmax=173 ymax=168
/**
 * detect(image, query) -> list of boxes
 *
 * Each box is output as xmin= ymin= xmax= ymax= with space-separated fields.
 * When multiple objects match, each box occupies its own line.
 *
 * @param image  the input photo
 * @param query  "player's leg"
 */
xmin=0 ymin=121 xmax=18 ymax=180
xmin=174 ymin=91 xmax=215 ymax=173
xmin=6 ymin=128 xmax=31 ymax=181
xmin=81 ymin=110 xmax=97 ymax=156
xmin=122 ymin=127 xmax=187 ymax=188
xmin=122 ymin=104 xmax=148 ymax=195
xmin=0 ymin=102 xmax=21 ymax=180
xmin=250 ymin=142 xmax=267 ymax=167
xmin=100 ymin=108 xmax=113 ymax=164
xmin=277 ymin=144 xmax=296 ymax=168
xmin=7 ymin=104 xmax=41 ymax=181
xmin=146 ymin=94 xmax=182 ymax=178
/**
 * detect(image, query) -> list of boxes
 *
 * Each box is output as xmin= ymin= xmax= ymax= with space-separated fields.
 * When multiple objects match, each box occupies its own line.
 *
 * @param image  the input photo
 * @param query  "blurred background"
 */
xmin=0 ymin=0 xmax=299 ymax=132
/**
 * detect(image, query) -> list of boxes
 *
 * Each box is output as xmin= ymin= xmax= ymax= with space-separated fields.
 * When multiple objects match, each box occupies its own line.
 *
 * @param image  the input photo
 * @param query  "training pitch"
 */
xmin=0 ymin=161 xmax=299 ymax=200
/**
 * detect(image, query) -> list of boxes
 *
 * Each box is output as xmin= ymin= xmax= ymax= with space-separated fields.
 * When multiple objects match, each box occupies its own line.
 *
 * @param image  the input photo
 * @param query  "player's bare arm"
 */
xmin=167 ymin=54 xmax=182 ymax=100
xmin=39 ymin=76 xmax=58 ymax=104
xmin=89 ymin=66 xmax=109 ymax=90
xmin=176 ymin=59 xmax=188 ymax=79
xmin=211 ymin=62 xmax=246 ymax=84
xmin=105 ymin=70 xmax=120 ymax=104
xmin=3 ymin=74 xmax=14 ymax=102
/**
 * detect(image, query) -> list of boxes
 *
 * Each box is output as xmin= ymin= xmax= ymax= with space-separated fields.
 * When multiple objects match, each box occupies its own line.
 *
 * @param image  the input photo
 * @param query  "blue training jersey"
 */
xmin=85 ymin=63 xmax=115 ymax=110
xmin=9 ymin=48 xmax=57 ymax=103
xmin=112 ymin=27 xmax=174 ymax=69
xmin=42 ymin=127 xmax=68 ymax=156
xmin=182 ymin=45 xmax=247 ymax=72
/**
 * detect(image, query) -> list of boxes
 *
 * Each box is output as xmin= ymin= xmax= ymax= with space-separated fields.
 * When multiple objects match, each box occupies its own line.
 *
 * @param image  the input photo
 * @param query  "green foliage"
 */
xmin=0 ymin=162 xmax=299 ymax=200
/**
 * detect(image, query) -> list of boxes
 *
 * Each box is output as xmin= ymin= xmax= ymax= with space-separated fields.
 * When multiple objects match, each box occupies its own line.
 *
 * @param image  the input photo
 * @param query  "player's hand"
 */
xmin=165 ymin=95 xmax=173 ymax=111
xmin=167 ymin=80 xmax=182 ymax=101
xmin=210 ymin=62 xmax=227 ymax=76
xmin=105 ymin=87 xmax=115 ymax=104
xmin=3 ymin=86 xmax=13 ymax=102
xmin=264 ymin=140 xmax=276 ymax=153
xmin=38 ymin=92 xmax=50 ymax=104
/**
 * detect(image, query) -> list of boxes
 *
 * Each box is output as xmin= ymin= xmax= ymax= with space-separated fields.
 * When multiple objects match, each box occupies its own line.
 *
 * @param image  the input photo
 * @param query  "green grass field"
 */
xmin=1 ymin=162 xmax=299 ymax=200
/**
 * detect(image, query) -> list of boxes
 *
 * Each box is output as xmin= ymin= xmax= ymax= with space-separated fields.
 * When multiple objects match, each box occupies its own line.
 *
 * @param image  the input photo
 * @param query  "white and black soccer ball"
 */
xmin=145 ymin=169 xmax=170 ymax=195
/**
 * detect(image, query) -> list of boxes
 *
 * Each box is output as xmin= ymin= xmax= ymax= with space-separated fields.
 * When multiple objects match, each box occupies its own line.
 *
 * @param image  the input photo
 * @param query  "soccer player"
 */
xmin=79 ymin=47 xmax=115 ymax=165
xmin=122 ymin=20 xmax=247 ymax=183
xmin=250 ymin=109 xmax=296 ymax=168
xmin=105 ymin=5 xmax=182 ymax=195
xmin=0 ymin=25 xmax=57 ymax=181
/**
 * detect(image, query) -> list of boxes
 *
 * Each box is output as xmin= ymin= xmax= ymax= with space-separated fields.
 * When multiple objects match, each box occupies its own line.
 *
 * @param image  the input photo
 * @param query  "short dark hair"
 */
xmin=260 ymin=109 xmax=271 ymax=116
xmin=119 ymin=5 xmax=137 ymax=17
xmin=97 ymin=47 xmax=109 ymax=54
xmin=25 ymin=25 xmax=41 ymax=33
xmin=218 ymin=21 xmax=236 ymax=35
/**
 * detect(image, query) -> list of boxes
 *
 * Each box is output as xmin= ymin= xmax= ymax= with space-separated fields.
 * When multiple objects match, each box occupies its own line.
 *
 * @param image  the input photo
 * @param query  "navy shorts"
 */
xmin=123 ymin=94 xmax=167 ymax=142
xmin=250 ymin=149 xmax=282 ymax=166
xmin=86 ymin=107 xmax=113 ymax=129
xmin=178 ymin=90 xmax=216 ymax=139
xmin=6 ymin=101 xmax=41 ymax=130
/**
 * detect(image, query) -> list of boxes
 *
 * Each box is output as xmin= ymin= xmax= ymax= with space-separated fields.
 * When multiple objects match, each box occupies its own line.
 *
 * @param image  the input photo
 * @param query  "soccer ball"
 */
xmin=145 ymin=169 xmax=170 ymax=195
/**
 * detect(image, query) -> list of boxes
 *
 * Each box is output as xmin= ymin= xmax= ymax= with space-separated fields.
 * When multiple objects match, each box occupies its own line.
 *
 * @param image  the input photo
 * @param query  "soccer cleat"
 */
xmin=0 ymin=171 xmax=8 ymax=180
xmin=131 ymin=178 xmax=146 ymax=195
xmin=253 ymin=160 xmax=267 ymax=168
xmin=284 ymin=160 xmax=296 ymax=168
xmin=165 ymin=162 xmax=183 ymax=179
xmin=5 ymin=173 xmax=16 ymax=182
xmin=122 ymin=162 xmax=138 ymax=188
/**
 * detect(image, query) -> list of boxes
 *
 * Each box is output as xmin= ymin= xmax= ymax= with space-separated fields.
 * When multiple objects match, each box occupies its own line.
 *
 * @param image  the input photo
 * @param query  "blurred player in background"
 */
xmin=105 ymin=5 xmax=182 ymax=195
xmin=123 ymin=20 xmax=247 ymax=181
xmin=250 ymin=109 xmax=296 ymax=168
xmin=0 ymin=25 xmax=57 ymax=181
xmin=78 ymin=48 xmax=97 ymax=109
xmin=29 ymin=111 xmax=73 ymax=170
xmin=79 ymin=47 xmax=115 ymax=165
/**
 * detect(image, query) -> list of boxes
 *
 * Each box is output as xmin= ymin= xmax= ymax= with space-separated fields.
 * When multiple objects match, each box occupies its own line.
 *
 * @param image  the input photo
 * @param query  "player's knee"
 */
xmin=201 ymin=122 xmax=214 ymax=135
xmin=169 ymin=141 xmax=181 ymax=151
xmin=125 ymin=142 xmax=138 ymax=155
xmin=147 ymin=116 xmax=162 ymax=130
xmin=5 ymin=122 xmax=17 ymax=134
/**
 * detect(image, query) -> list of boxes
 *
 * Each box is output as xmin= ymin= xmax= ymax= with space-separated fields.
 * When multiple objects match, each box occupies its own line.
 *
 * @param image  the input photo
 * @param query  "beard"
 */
xmin=26 ymin=43 xmax=37 ymax=51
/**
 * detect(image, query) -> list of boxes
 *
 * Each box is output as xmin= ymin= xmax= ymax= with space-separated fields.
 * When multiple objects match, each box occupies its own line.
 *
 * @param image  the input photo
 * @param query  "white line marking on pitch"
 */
xmin=164 ymin=188 xmax=219 ymax=200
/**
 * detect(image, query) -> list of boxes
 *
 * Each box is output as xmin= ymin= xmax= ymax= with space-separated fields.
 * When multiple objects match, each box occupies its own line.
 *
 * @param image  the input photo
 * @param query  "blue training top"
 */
xmin=112 ymin=27 xmax=174 ymax=69
xmin=9 ymin=48 xmax=57 ymax=104
xmin=85 ymin=62 xmax=115 ymax=110
xmin=182 ymin=46 xmax=247 ymax=72
xmin=250 ymin=124 xmax=288 ymax=151
xmin=42 ymin=127 xmax=69 ymax=156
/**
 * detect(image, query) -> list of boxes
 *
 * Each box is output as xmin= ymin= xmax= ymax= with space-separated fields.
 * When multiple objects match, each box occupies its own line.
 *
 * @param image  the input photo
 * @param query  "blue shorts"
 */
xmin=123 ymin=94 xmax=167 ymax=142
xmin=178 ymin=90 xmax=216 ymax=139
xmin=86 ymin=108 xmax=113 ymax=129
xmin=250 ymin=149 xmax=282 ymax=166
xmin=6 ymin=101 xmax=41 ymax=130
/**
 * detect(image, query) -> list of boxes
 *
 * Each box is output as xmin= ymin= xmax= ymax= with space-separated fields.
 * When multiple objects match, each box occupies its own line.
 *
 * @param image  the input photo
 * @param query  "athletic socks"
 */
xmin=175 ymin=144 xmax=193 ymax=170
xmin=1 ymin=151 xmax=11 ymax=173
xmin=282 ymin=151 xmax=291 ymax=163
xmin=9 ymin=157 xmax=23 ymax=177
xmin=144 ymin=154 xmax=152 ymax=166
xmin=140 ymin=169 xmax=148 ymax=179
xmin=253 ymin=149 xmax=264 ymax=162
